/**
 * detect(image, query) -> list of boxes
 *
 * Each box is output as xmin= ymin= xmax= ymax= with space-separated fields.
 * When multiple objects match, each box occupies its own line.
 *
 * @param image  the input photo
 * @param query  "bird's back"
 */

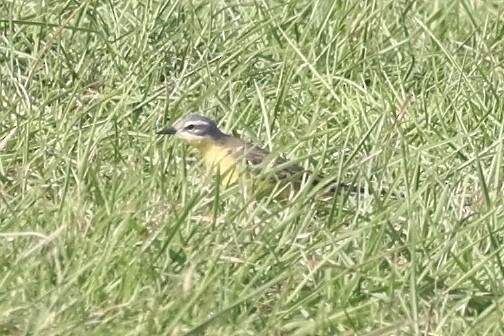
xmin=222 ymin=136 xmax=365 ymax=197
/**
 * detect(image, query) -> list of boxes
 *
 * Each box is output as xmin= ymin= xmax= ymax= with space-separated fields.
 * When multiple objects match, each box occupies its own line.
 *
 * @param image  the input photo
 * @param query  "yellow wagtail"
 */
xmin=157 ymin=114 xmax=366 ymax=198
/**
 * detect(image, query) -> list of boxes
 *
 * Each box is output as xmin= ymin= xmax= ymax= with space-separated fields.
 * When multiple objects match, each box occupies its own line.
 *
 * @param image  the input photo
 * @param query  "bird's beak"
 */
xmin=157 ymin=127 xmax=177 ymax=135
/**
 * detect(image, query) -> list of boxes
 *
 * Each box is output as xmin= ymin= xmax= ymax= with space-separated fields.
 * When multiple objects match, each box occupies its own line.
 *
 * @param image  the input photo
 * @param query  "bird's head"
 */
xmin=157 ymin=114 xmax=226 ymax=147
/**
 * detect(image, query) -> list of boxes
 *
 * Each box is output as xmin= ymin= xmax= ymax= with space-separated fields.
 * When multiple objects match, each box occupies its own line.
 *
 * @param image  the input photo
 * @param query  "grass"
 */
xmin=1 ymin=0 xmax=504 ymax=334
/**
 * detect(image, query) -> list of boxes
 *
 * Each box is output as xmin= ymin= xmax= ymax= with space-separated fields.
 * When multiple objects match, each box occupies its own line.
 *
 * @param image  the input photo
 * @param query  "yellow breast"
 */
xmin=196 ymin=142 xmax=240 ymax=186
xmin=189 ymin=139 xmax=299 ymax=200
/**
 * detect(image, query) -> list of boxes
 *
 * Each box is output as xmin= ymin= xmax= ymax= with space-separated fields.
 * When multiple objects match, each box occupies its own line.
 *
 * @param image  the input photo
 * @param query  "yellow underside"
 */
xmin=194 ymin=140 xmax=240 ymax=187
xmin=190 ymin=139 xmax=300 ymax=200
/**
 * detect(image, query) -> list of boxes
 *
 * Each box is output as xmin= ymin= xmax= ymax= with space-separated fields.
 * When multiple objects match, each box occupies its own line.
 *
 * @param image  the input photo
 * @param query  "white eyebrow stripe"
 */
xmin=185 ymin=120 xmax=212 ymax=127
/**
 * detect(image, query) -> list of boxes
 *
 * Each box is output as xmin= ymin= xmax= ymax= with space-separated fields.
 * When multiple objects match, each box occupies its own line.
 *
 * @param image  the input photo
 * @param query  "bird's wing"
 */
xmin=224 ymin=137 xmax=307 ymax=182
xmin=224 ymin=136 xmax=366 ymax=195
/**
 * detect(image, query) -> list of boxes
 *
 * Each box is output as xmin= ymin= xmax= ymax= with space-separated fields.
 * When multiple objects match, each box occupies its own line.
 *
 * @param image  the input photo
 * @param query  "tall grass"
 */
xmin=1 ymin=0 xmax=504 ymax=334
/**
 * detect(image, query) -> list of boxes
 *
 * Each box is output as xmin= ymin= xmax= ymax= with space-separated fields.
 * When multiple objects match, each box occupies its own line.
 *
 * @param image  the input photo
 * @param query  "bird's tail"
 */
xmin=317 ymin=177 xmax=393 ymax=197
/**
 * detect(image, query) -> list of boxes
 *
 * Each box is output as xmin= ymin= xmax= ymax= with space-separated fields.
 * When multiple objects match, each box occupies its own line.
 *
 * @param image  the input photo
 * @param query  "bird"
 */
xmin=157 ymin=113 xmax=367 ymax=199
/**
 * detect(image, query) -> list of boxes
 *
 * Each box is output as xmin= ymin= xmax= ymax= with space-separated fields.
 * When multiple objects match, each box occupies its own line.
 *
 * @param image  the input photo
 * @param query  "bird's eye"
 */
xmin=185 ymin=124 xmax=195 ymax=131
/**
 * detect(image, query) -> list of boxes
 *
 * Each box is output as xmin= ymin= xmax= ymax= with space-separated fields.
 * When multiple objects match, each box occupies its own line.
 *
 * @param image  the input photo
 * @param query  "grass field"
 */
xmin=2 ymin=0 xmax=504 ymax=335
